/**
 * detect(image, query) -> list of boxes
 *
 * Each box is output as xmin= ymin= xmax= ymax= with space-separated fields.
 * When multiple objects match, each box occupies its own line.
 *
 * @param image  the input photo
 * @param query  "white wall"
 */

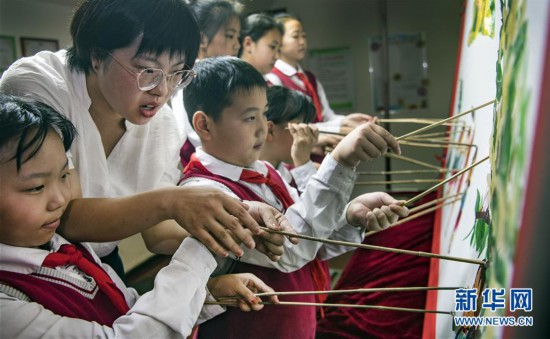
xmin=0 ymin=0 xmax=74 ymax=59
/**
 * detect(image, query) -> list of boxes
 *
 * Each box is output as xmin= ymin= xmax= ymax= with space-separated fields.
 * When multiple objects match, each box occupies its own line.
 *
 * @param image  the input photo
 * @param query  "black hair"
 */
xmin=67 ymin=0 xmax=200 ymax=74
xmin=272 ymin=12 xmax=303 ymax=33
xmin=183 ymin=56 xmax=267 ymax=122
xmin=0 ymin=94 xmax=77 ymax=172
xmin=188 ymin=0 xmax=243 ymax=42
xmin=238 ymin=13 xmax=283 ymax=57
xmin=265 ymin=86 xmax=315 ymax=125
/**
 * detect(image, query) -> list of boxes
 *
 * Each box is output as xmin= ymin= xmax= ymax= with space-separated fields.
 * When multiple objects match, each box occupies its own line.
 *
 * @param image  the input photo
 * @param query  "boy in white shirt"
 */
xmin=178 ymin=56 xmax=409 ymax=338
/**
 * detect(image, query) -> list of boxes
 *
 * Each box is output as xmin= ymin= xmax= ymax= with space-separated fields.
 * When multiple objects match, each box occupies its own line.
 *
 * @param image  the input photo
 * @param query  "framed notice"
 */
xmin=369 ymin=33 xmax=429 ymax=113
xmin=21 ymin=37 xmax=59 ymax=57
xmin=308 ymin=46 xmax=355 ymax=112
xmin=0 ymin=35 xmax=16 ymax=74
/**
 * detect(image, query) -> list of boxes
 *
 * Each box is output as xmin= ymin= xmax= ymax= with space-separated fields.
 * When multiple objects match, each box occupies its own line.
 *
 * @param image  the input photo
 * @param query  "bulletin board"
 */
xmin=307 ymin=46 xmax=355 ymax=112
xmin=369 ymin=33 xmax=429 ymax=113
xmin=423 ymin=0 xmax=550 ymax=337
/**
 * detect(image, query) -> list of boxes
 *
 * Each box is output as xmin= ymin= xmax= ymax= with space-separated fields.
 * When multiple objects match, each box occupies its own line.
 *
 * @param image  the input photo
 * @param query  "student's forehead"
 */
xmin=227 ymin=88 xmax=267 ymax=107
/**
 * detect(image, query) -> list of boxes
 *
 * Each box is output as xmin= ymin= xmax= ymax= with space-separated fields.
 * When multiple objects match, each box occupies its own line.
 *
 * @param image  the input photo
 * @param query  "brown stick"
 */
xmin=396 ymin=100 xmax=495 ymax=141
xmin=355 ymin=179 xmax=441 ymax=185
xmin=258 ymin=226 xmax=486 ymax=266
xmin=358 ymin=169 xmax=443 ymax=175
xmin=399 ymin=140 xmax=472 ymax=149
xmin=204 ymin=300 xmax=454 ymax=315
xmin=364 ymin=197 xmax=462 ymax=238
xmin=384 ymin=153 xmax=451 ymax=172
xmin=253 ymin=286 xmax=462 ymax=298
xmin=403 ymin=156 xmax=489 ymax=205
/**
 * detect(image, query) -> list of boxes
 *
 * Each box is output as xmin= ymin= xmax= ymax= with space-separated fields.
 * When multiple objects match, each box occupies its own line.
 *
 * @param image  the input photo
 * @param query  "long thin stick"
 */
xmin=319 ymin=130 xmax=347 ymax=137
xmin=258 ymin=226 xmax=486 ymax=266
xmin=358 ymin=169 xmax=443 ymax=175
xmin=396 ymin=100 xmax=495 ymax=141
xmin=401 ymin=139 xmax=474 ymax=148
xmin=408 ymin=192 xmax=464 ymax=214
xmin=204 ymin=300 xmax=454 ymax=315
xmin=253 ymin=286 xmax=461 ymax=298
xmin=384 ymin=153 xmax=451 ymax=172
xmin=403 ymin=156 xmax=489 ymax=205
xmin=399 ymin=140 xmax=472 ymax=149
xmin=216 ymin=286 xmax=462 ymax=300
xmin=364 ymin=198 xmax=462 ymax=238
xmin=355 ymin=179 xmax=440 ymax=185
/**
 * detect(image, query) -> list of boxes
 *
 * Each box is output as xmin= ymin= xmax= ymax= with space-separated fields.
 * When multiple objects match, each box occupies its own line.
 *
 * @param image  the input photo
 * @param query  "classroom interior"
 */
xmin=1 ymin=0 xmax=548 ymax=337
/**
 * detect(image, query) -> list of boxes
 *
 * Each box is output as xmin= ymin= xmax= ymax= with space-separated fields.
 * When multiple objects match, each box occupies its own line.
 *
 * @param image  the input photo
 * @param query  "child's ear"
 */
xmin=193 ymin=111 xmax=212 ymax=141
xmin=266 ymin=121 xmax=275 ymax=142
xmin=199 ymin=33 xmax=209 ymax=54
xmin=243 ymin=36 xmax=254 ymax=54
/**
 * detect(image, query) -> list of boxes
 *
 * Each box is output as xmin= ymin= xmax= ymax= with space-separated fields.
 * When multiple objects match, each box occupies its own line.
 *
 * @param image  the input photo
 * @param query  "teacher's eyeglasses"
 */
xmin=106 ymin=52 xmax=195 ymax=92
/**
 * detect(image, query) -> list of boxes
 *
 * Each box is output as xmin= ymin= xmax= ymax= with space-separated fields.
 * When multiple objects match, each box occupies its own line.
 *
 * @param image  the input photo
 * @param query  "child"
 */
xmin=261 ymin=85 xmax=319 ymax=193
xmin=239 ymin=13 xmax=283 ymax=76
xmin=179 ymin=56 xmax=409 ymax=338
xmin=0 ymin=94 xmax=276 ymax=338
xmin=265 ymin=13 xmax=374 ymax=149
xmin=174 ymin=0 xmax=244 ymax=167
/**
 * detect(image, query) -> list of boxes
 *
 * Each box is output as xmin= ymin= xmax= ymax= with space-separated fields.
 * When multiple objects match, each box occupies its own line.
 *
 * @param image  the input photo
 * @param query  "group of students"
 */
xmin=0 ymin=0 xmax=409 ymax=338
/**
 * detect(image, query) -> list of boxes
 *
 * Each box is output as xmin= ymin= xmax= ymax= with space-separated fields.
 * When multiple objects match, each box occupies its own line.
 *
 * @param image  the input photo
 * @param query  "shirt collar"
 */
xmin=0 ymin=234 xmax=71 ymax=275
xmin=195 ymin=147 xmax=269 ymax=181
xmin=274 ymin=59 xmax=304 ymax=76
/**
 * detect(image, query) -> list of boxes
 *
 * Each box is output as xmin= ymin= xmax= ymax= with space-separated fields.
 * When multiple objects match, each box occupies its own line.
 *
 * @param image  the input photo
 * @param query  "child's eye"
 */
xmin=244 ymin=116 xmax=256 ymax=122
xmin=26 ymin=185 xmax=44 ymax=193
xmin=226 ymin=34 xmax=235 ymax=40
xmin=61 ymin=172 xmax=71 ymax=181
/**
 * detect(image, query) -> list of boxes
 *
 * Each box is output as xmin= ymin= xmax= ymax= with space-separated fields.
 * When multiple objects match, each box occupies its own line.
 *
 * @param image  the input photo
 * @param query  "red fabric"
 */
xmin=239 ymin=168 xmax=295 ymax=211
xmin=316 ymin=193 xmax=436 ymax=339
xmin=271 ymin=68 xmax=323 ymax=123
xmin=43 ymin=244 xmax=130 ymax=315
xmin=295 ymin=72 xmax=323 ymax=123
xmin=180 ymin=138 xmax=196 ymax=168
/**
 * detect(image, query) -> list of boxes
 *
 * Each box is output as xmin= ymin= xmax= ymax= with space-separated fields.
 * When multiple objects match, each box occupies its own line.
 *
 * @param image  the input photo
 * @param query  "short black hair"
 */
xmin=183 ymin=56 xmax=267 ymax=122
xmin=188 ymin=0 xmax=243 ymax=42
xmin=67 ymin=0 xmax=200 ymax=74
xmin=238 ymin=13 xmax=283 ymax=57
xmin=273 ymin=12 xmax=303 ymax=33
xmin=265 ymin=86 xmax=315 ymax=125
xmin=0 ymin=94 xmax=77 ymax=172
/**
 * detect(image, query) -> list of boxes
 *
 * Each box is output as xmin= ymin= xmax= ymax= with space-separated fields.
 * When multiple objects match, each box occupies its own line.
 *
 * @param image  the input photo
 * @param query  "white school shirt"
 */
xmin=266 ymin=59 xmax=345 ymax=133
xmin=276 ymin=160 xmax=317 ymax=194
xmin=180 ymin=148 xmax=364 ymax=272
xmin=0 ymin=50 xmax=182 ymax=257
xmin=0 ymin=234 xmax=223 ymax=338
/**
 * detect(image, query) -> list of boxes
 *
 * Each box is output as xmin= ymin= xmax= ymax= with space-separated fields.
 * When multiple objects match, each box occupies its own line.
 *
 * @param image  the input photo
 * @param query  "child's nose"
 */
xmin=48 ymin=185 xmax=69 ymax=211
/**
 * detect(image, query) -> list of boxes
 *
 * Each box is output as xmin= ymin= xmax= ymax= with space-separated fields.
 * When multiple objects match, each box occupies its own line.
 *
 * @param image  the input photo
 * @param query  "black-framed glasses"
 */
xmin=106 ymin=52 xmax=195 ymax=91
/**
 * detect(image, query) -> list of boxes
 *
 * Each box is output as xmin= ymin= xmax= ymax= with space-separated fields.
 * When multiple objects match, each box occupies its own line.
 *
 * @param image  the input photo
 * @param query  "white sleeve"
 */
xmin=314 ymin=79 xmax=345 ymax=133
xmin=238 ymin=155 xmax=358 ymax=272
xmin=0 ymin=238 xmax=223 ymax=338
xmin=289 ymin=160 xmax=317 ymax=193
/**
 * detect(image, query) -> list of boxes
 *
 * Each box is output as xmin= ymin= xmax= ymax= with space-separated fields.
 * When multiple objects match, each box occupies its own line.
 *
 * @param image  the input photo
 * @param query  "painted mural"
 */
xmin=424 ymin=0 xmax=548 ymax=337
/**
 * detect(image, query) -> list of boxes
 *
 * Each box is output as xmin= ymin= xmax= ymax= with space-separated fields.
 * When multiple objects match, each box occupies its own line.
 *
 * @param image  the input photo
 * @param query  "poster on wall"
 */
xmin=423 ymin=0 xmax=549 ymax=337
xmin=369 ymin=33 xmax=429 ymax=113
xmin=307 ymin=46 xmax=354 ymax=112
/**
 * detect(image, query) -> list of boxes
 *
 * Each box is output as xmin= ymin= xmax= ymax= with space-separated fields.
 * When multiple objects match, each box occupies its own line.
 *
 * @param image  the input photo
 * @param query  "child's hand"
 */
xmin=312 ymin=134 xmax=343 ymax=155
xmin=346 ymin=192 xmax=409 ymax=231
xmin=341 ymin=113 xmax=376 ymax=130
xmin=244 ymin=201 xmax=299 ymax=261
xmin=331 ymin=122 xmax=401 ymax=167
xmin=288 ymin=122 xmax=319 ymax=166
xmin=207 ymin=273 xmax=279 ymax=312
